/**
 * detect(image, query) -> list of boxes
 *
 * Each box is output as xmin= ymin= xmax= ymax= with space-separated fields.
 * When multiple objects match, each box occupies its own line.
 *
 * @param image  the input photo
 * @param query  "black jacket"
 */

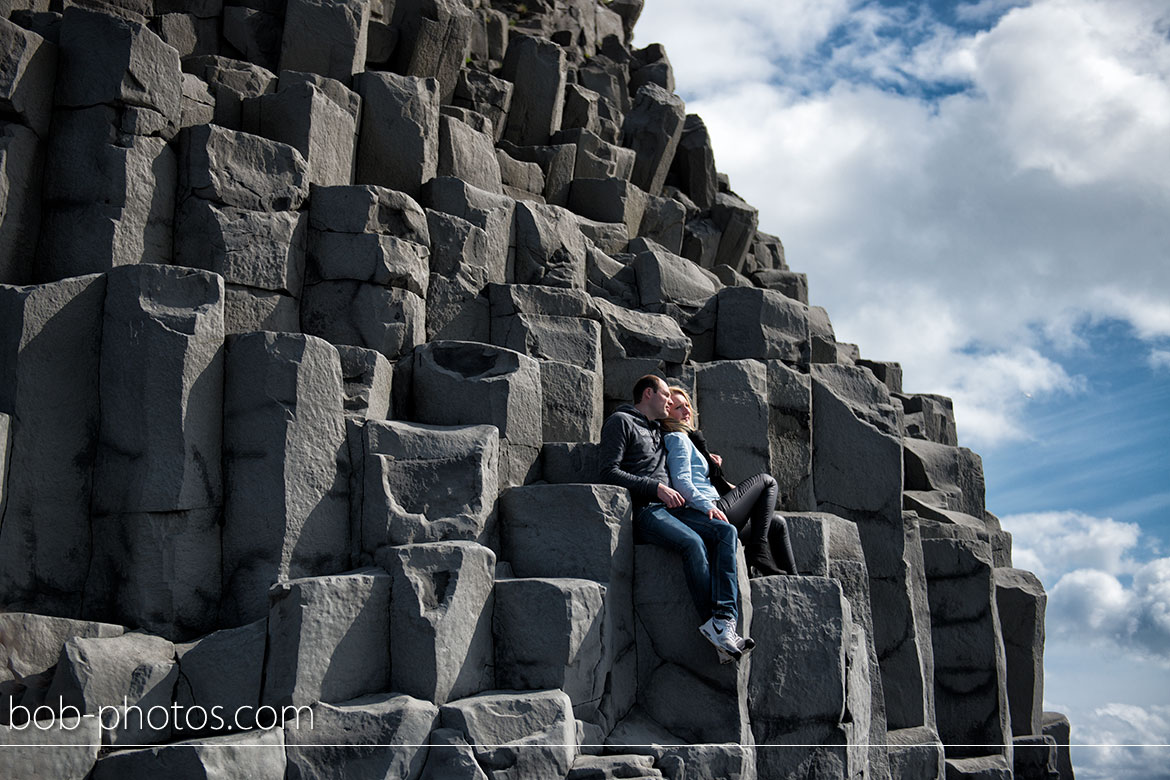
xmin=688 ymin=429 xmax=734 ymax=496
xmin=598 ymin=404 xmax=669 ymax=509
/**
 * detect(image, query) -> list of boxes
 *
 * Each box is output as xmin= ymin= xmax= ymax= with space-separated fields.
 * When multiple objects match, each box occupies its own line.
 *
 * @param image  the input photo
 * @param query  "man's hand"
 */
xmin=710 ymin=453 xmax=723 ymax=467
xmin=657 ymin=483 xmax=685 ymax=508
xmin=708 ymin=507 xmax=729 ymax=523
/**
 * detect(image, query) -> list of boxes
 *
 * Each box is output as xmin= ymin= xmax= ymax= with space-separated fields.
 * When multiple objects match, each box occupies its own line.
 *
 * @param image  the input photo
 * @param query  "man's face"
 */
xmin=644 ymin=380 xmax=672 ymax=419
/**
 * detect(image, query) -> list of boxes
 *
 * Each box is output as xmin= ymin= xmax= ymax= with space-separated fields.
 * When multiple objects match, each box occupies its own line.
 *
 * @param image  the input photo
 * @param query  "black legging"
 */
xmin=716 ymin=472 xmax=797 ymax=575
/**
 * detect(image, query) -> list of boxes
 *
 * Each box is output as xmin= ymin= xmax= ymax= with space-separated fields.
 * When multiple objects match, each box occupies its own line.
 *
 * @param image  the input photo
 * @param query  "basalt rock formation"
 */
xmin=0 ymin=1 xmax=1073 ymax=778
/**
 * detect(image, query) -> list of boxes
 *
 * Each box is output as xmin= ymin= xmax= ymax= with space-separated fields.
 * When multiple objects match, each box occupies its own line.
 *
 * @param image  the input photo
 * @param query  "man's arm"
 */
xmin=597 ymin=413 xmax=661 ymax=505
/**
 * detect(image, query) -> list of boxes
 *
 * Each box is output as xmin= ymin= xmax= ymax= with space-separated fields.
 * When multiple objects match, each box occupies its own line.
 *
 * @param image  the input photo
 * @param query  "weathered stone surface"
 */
xmin=337 ymin=345 xmax=392 ymax=419
xmin=0 ymin=19 xmax=56 ymax=137
xmin=905 ymin=437 xmax=987 ymax=521
xmin=681 ymin=215 xmax=721 ymax=269
xmin=377 ymin=541 xmax=495 ymax=705
xmin=715 ymin=286 xmax=810 ymax=365
xmin=180 ymin=123 xmax=309 ymax=212
xmin=263 ymin=568 xmax=391 ymax=708
xmin=358 ymin=419 xmax=498 ymax=553
xmin=595 ymin=295 xmax=690 ymax=363
xmin=764 ymin=360 xmax=816 ymax=510
xmin=945 ymin=755 xmax=1013 ymax=779
xmin=632 ymin=238 xmax=719 ymax=308
xmin=622 ymin=83 xmax=685 ymax=196
xmin=0 ymin=614 xmax=122 ymax=691
xmin=285 ymin=692 xmax=438 ymax=780
xmin=693 ymin=359 xmax=770 ymax=481
xmin=513 ymin=201 xmax=588 ymax=289
xmin=221 ymin=332 xmax=350 ymax=625
xmin=0 ymin=714 xmax=101 ymax=779
xmin=709 ymin=191 xmax=758 ymax=272
xmin=1041 ymin=712 xmax=1074 ymax=780
xmin=888 ymin=726 xmax=945 ymax=780
xmin=412 ymin=341 xmax=542 ymax=487
xmin=494 ymin=577 xmax=606 ymax=718
xmin=923 ymin=536 xmax=1011 ymax=761
xmin=46 ymin=632 xmax=178 ymax=746
xmin=425 ymin=210 xmax=497 ymax=342
xmin=91 ymin=728 xmax=286 ymax=779
xmin=176 ymin=199 xmax=307 ymax=294
xmin=223 ymin=6 xmax=282 ymax=71
xmin=440 ymin=689 xmax=576 ymax=780
xmin=175 ymin=619 xmax=266 ymax=735
xmin=995 ymin=568 xmax=1046 ymax=738
xmin=302 ymin=281 xmax=426 ymax=360
xmin=390 ymin=0 xmax=475 ymax=104
xmin=439 ymin=113 xmax=503 ymax=193
xmin=497 ymin=140 xmax=575 ymax=206
xmin=454 ymin=68 xmax=513 ymax=143
xmin=56 ymin=7 xmax=180 ymax=122
xmin=354 ymin=71 xmax=439 ymax=198
xmin=539 ymin=441 xmax=600 ymax=484
xmin=538 ymin=358 xmax=604 ymax=442
xmin=419 ymin=727 xmax=491 ymax=780
xmin=502 ymin=33 xmax=566 ymax=146
xmin=0 ymin=124 xmax=41 ymax=284
xmin=182 ymin=55 xmax=277 ymax=130
xmin=0 ymin=274 xmax=104 ymax=614
xmin=223 ymin=285 xmax=300 ymax=334
xmin=309 ymin=231 xmax=429 ymax=295
xmin=569 ymin=177 xmax=645 ymax=239
xmin=638 ymin=193 xmax=686 ymax=254
xmin=93 ymin=264 xmax=224 ymax=515
xmin=281 ymin=0 xmax=370 ymax=83
xmin=900 ymin=393 xmax=958 ymax=446
xmin=492 ymin=312 xmax=602 ymax=371
xmin=39 ymin=111 xmax=176 ymax=277
xmin=243 ymin=72 xmax=360 ymax=187
xmin=667 ymin=114 xmax=716 ymax=210
xmin=1013 ymin=734 xmax=1058 ymax=780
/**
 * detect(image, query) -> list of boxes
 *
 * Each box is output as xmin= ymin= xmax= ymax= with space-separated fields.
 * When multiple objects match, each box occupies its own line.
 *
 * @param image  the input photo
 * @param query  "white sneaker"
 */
xmin=726 ymin=623 xmax=754 ymax=655
xmin=699 ymin=616 xmax=742 ymax=660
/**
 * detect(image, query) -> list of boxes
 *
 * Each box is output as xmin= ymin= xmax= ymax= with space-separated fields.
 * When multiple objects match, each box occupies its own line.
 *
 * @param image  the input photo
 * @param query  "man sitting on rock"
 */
xmin=598 ymin=374 xmax=751 ymax=662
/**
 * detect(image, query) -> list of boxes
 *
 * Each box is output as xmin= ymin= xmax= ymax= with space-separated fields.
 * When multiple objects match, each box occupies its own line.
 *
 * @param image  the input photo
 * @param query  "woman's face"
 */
xmin=669 ymin=392 xmax=693 ymax=424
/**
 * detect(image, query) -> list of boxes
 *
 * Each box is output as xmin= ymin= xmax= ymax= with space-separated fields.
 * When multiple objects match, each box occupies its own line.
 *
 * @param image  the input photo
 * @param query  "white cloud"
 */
xmin=1150 ymin=350 xmax=1170 ymax=371
xmin=1002 ymin=510 xmax=1142 ymax=579
xmin=1068 ymin=703 xmax=1170 ymax=780
xmin=637 ymin=0 xmax=1170 ymax=447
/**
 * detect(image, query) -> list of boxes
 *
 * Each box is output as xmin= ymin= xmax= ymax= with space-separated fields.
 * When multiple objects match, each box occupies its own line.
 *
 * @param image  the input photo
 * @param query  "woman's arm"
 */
xmin=664 ymin=433 xmax=718 ymax=513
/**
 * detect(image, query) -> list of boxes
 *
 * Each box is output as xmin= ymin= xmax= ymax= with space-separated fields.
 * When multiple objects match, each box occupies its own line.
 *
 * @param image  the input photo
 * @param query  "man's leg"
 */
xmin=633 ymin=503 xmax=712 ymax=620
xmin=670 ymin=507 xmax=740 ymax=625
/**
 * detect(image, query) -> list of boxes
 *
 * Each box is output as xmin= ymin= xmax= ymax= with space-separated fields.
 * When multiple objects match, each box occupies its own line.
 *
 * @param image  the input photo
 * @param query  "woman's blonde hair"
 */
xmin=659 ymin=385 xmax=697 ymax=434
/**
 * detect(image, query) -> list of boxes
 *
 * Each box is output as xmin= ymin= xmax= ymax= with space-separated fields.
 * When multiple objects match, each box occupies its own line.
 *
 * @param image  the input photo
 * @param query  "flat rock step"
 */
xmin=569 ymin=753 xmax=663 ymax=779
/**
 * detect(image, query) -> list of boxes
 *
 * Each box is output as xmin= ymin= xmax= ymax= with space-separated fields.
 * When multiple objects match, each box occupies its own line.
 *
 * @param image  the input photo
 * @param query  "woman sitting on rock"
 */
xmin=660 ymin=386 xmax=798 ymax=578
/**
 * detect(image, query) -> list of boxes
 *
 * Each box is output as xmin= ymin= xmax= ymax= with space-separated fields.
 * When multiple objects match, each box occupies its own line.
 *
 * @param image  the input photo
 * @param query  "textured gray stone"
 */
xmin=180 ymin=123 xmax=309 ymax=212
xmin=0 ymin=715 xmax=101 ymax=779
xmin=285 ymin=693 xmax=438 ymax=780
xmin=905 ymin=437 xmax=987 ymax=521
xmin=715 ymin=286 xmax=810 ymax=365
xmin=569 ymin=177 xmax=646 ymax=239
xmin=693 ymin=359 xmax=770 ymax=482
xmin=622 ymin=83 xmax=685 ymax=196
xmin=0 ymin=274 xmax=104 ymax=614
xmin=995 ymin=568 xmax=1046 ymax=738
xmin=182 ymin=55 xmax=277 ymax=130
xmin=440 ymin=689 xmax=576 ymax=780
xmin=638 ymin=193 xmax=687 ymax=254
xmin=0 ymin=124 xmax=41 ymax=284
xmin=425 ymin=210 xmax=497 ymax=342
xmin=280 ymin=0 xmax=370 ymax=83
xmin=46 ymin=632 xmax=178 ymax=746
xmin=243 ymin=72 xmax=360 ymax=187
xmin=1013 ymin=735 xmax=1058 ymax=780
xmin=681 ymin=215 xmax=721 ymax=269
xmin=310 ymin=183 xmax=430 ymax=239
xmin=309 ymin=231 xmax=429 ymax=295
xmin=594 ymin=296 xmax=690 ymax=363
xmin=174 ymin=619 xmax=266 ymax=735
xmin=176 ymin=199 xmax=307 ymax=294
xmin=513 ymin=201 xmax=588 ymax=289
xmin=390 ymin=0 xmax=475 ymax=104
xmin=301 ymin=281 xmax=426 ymax=360
xmin=538 ymin=358 xmax=604 ymax=442
xmin=709 ymin=191 xmax=758 ymax=272
xmin=354 ymin=71 xmax=439 ymax=198
xmin=494 ymin=577 xmax=607 ymax=719
xmin=223 ymin=6 xmax=282 ymax=71
xmin=223 ymin=285 xmax=300 ymax=334
xmin=92 ymin=264 xmax=224 ymax=515
xmin=439 ymin=113 xmax=503 ymax=193
xmin=668 ymin=114 xmax=717 ymax=210
xmin=900 ymin=393 xmax=959 ymax=446
xmin=945 ymin=755 xmax=1013 ymax=779
xmin=454 ymin=68 xmax=513 ymax=143
xmin=1041 ymin=712 xmax=1074 ymax=780
xmin=632 ymin=238 xmax=719 ymax=308
xmin=923 ymin=536 xmax=1011 ymax=762
xmin=263 ymin=568 xmax=391 ymax=708
xmin=221 ymin=332 xmax=350 ymax=625
xmin=419 ymin=727 xmax=491 ymax=780
xmin=496 ymin=148 xmax=545 ymax=196
xmin=539 ymin=441 xmax=600 ymax=484
xmin=496 ymin=140 xmax=576 ymax=206
xmin=412 ymin=340 xmax=542 ymax=487
xmin=55 ymin=7 xmax=180 ymax=122
xmin=887 ymin=726 xmax=945 ymax=780
xmin=358 ymin=419 xmax=498 ymax=553
xmin=492 ymin=312 xmax=602 ymax=372
xmin=502 ymin=34 xmax=566 ymax=146
xmin=337 ymin=345 xmax=392 ymax=419
xmin=91 ymin=728 xmax=286 ymax=779
xmin=0 ymin=20 xmax=55 ymax=138
xmin=377 ymin=541 xmax=495 ymax=705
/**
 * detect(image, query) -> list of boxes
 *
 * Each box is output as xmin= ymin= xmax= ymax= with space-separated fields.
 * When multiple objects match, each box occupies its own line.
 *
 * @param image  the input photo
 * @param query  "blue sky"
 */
xmin=634 ymin=1 xmax=1170 ymax=777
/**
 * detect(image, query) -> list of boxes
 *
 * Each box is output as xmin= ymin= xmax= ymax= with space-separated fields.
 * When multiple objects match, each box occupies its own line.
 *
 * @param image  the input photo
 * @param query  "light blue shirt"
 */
xmin=664 ymin=431 xmax=722 ymax=513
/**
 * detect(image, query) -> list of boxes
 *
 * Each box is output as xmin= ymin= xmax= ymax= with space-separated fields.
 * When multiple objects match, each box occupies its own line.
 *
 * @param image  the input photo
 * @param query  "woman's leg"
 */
xmin=768 ymin=513 xmax=798 ymax=575
xmin=716 ymin=473 xmax=784 ymax=575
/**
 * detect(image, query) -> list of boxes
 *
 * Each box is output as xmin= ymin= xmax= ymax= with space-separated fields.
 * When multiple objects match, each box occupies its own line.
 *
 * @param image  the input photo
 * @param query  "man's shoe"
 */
xmin=699 ymin=616 xmax=742 ymax=659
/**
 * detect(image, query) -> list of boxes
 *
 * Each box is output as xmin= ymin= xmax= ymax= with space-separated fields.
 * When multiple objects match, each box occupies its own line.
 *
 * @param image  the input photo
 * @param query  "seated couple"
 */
xmin=598 ymin=374 xmax=797 ymax=663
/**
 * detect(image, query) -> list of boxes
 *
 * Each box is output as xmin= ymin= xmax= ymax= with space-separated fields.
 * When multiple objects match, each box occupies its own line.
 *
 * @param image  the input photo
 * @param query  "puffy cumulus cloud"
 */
xmin=1067 ymin=703 xmax=1170 ymax=780
xmin=1002 ymin=510 xmax=1142 ymax=579
xmin=1150 ymin=350 xmax=1170 ymax=371
xmin=636 ymin=0 xmax=1170 ymax=447
xmin=1046 ymin=559 xmax=1170 ymax=662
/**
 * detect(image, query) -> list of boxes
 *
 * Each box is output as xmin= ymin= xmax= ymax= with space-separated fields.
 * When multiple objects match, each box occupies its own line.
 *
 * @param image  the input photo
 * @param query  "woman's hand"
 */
xmin=708 ymin=507 xmax=729 ymax=523
xmin=710 ymin=453 xmax=723 ymax=467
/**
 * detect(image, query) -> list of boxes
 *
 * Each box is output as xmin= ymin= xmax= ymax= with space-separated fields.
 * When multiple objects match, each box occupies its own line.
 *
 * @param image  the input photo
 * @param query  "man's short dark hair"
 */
xmin=632 ymin=374 xmax=665 ymax=404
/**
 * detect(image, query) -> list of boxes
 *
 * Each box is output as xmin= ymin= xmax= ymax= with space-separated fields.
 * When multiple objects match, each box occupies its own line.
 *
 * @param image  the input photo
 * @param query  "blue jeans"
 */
xmin=634 ymin=503 xmax=739 ymax=623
